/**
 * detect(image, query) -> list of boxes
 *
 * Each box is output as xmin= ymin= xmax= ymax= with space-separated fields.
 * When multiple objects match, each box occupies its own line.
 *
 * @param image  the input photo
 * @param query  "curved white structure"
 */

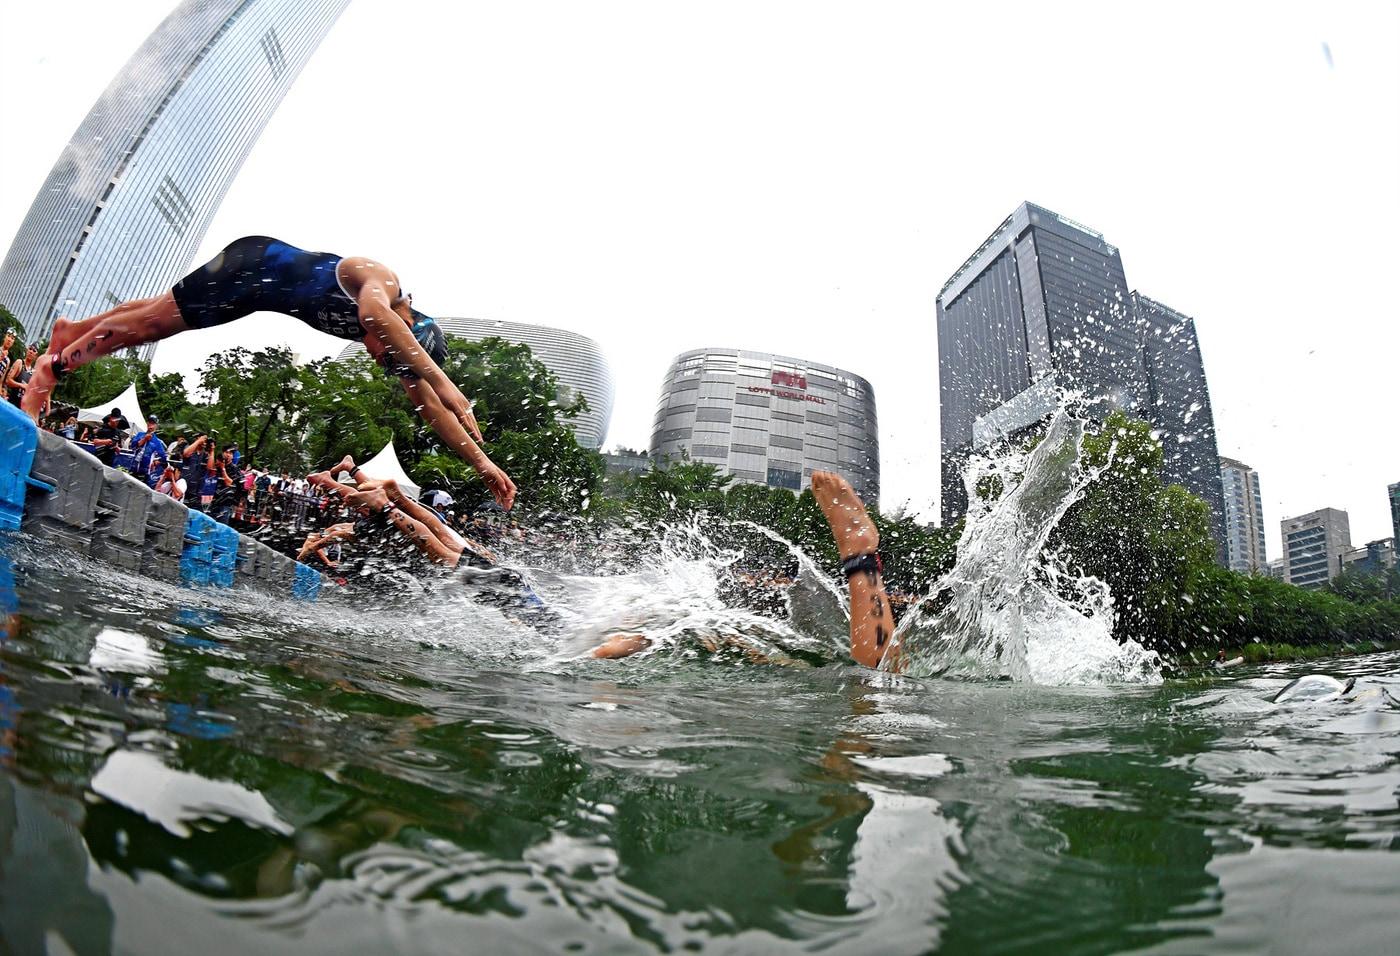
xmin=336 ymin=317 xmax=615 ymax=449
xmin=650 ymin=348 xmax=879 ymax=502
xmin=0 ymin=0 xmax=351 ymax=353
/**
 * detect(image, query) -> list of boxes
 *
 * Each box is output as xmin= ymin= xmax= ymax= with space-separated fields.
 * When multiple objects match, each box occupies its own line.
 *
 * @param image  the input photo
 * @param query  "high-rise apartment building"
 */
xmin=0 ymin=0 xmax=351 ymax=361
xmin=1281 ymin=508 xmax=1351 ymax=589
xmin=936 ymin=202 xmax=1225 ymax=558
xmin=1390 ymin=482 xmax=1400 ymax=548
xmin=337 ymin=317 xmax=614 ymax=449
xmin=1219 ymin=456 xmax=1267 ymax=573
xmin=650 ymin=349 xmax=879 ymax=502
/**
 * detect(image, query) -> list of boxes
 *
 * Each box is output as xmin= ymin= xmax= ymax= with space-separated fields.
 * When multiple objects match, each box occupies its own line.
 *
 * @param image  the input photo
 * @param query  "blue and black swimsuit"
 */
xmin=173 ymin=236 xmax=363 ymax=339
xmin=172 ymin=236 xmax=446 ymax=377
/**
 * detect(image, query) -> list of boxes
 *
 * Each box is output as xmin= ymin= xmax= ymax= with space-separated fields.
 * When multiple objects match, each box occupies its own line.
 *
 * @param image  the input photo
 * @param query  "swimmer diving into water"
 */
xmin=22 ymin=236 xmax=516 ymax=510
xmin=591 ymin=470 xmax=900 ymax=670
xmin=304 ymin=455 xmax=498 ymax=569
xmin=303 ymin=461 xmax=896 ymax=669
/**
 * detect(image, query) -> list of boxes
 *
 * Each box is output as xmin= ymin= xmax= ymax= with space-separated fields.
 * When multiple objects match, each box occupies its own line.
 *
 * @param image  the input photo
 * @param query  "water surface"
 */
xmin=1 ymin=540 xmax=1396 ymax=955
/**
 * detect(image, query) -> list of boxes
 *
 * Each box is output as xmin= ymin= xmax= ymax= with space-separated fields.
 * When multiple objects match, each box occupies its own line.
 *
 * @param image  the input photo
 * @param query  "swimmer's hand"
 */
xmin=443 ymin=387 xmax=483 ymax=442
xmin=478 ymin=459 xmax=517 ymax=511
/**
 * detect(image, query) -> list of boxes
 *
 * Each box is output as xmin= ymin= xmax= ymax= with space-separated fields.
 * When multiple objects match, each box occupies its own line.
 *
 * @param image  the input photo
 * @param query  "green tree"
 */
xmin=1049 ymin=410 xmax=1400 ymax=656
xmin=145 ymin=371 xmax=198 ymax=427
xmin=1327 ymin=564 xmax=1400 ymax=604
xmin=1052 ymin=411 xmax=1220 ymax=651
xmin=54 ymin=354 xmax=153 ymax=413
xmin=196 ymin=347 xmax=304 ymax=467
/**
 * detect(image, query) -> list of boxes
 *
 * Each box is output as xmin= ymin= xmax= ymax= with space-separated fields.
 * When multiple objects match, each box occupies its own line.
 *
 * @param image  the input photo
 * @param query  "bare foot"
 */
xmin=332 ymin=454 xmax=356 ymax=479
xmin=811 ymin=470 xmax=878 ymax=559
xmin=592 ymin=633 xmax=651 ymax=659
xmin=47 ymin=317 xmax=76 ymax=356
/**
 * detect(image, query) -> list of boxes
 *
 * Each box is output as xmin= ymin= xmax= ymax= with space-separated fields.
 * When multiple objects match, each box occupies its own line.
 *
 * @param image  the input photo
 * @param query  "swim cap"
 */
xmin=410 ymin=308 xmax=447 ymax=366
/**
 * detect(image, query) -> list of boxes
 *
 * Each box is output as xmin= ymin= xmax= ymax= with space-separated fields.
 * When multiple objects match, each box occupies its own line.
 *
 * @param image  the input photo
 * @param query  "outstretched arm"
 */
xmin=298 ymin=523 xmax=356 ymax=562
xmin=353 ymin=277 xmax=483 ymax=443
xmin=399 ymin=377 xmax=516 ymax=510
xmin=811 ymin=471 xmax=900 ymax=671
xmin=355 ymin=283 xmax=456 ymax=394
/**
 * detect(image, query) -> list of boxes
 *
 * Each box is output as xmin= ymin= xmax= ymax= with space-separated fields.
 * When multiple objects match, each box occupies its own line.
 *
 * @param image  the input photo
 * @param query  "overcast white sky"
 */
xmin=2 ymin=0 xmax=1397 ymax=553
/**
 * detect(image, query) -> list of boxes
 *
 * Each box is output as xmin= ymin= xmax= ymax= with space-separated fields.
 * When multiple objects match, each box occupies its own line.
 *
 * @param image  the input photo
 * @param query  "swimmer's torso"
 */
xmin=173 ymin=235 xmax=365 ymax=339
xmin=258 ymin=240 xmax=363 ymax=339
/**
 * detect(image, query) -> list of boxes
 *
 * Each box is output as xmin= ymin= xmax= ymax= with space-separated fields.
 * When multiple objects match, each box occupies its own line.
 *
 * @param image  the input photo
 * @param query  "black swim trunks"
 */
xmin=172 ymin=236 xmax=364 ymax=339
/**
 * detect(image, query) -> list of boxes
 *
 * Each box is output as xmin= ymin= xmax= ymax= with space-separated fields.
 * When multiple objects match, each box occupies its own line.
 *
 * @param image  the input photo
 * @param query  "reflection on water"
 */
xmin=0 ymin=536 xmax=1397 ymax=954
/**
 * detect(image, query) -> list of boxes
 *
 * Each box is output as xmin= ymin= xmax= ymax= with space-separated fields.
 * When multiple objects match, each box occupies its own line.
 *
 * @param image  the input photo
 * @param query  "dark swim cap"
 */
xmin=410 ymin=308 xmax=447 ymax=366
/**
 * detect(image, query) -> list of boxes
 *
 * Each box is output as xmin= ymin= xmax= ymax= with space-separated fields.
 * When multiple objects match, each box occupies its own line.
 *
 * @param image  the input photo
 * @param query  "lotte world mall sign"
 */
xmin=745 ymin=370 xmax=827 ymax=405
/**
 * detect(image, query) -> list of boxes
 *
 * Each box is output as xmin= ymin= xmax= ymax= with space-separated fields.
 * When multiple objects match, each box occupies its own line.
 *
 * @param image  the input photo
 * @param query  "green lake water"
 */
xmin=1 ymin=540 xmax=1397 ymax=955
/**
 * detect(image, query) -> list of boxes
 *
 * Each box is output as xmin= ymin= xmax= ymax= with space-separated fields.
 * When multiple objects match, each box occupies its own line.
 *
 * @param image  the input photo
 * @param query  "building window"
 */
xmin=151 ymin=174 xmax=194 ymax=236
xmin=260 ymin=27 xmax=288 ymax=77
xmin=767 ymin=466 xmax=802 ymax=490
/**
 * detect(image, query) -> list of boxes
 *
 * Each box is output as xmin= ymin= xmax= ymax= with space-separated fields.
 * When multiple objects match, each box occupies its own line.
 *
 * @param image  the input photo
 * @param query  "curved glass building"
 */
xmin=0 ymin=0 xmax=351 ymax=354
xmin=650 ymin=348 xmax=879 ymax=502
xmin=336 ymin=317 xmax=615 ymax=449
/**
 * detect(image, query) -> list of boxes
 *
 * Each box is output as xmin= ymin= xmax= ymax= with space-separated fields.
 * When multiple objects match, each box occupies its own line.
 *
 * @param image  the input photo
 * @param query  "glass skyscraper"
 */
xmin=936 ymin=202 xmax=1225 ymax=559
xmin=650 ymin=348 xmax=879 ymax=502
xmin=0 ymin=0 xmax=351 ymax=359
xmin=1135 ymin=293 xmax=1227 ymax=556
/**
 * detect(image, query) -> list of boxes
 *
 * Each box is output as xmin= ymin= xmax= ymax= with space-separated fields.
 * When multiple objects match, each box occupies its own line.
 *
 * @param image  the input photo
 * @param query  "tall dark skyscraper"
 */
xmin=1134 ymin=293 xmax=1227 ymax=555
xmin=936 ymin=202 xmax=1225 ymax=559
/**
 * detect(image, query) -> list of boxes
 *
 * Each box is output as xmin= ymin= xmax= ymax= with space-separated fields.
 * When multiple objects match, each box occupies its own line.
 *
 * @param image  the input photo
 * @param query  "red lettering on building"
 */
xmin=747 ymin=385 xmax=826 ymax=405
xmin=771 ymin=371 xmax=808 ymax=390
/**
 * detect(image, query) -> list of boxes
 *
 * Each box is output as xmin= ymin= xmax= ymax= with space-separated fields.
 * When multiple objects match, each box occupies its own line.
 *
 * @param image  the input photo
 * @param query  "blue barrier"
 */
xmin=0 ymin=414 xmax=321 ymax=602
xmin=292 ymin=561 xmax=322 ymax=601
xmin=181 ymin=510 xmax=217 ymax=587
xmin=0 ymin=402 xmax=39 ymax=531
xmin=210 ymin=523 xmax=239 ymax=588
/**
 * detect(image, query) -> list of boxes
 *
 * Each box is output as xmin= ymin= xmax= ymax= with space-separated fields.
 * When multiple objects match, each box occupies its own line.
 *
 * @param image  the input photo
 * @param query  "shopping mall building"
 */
xmin=649 ymin=348 xmax=879 ymax=502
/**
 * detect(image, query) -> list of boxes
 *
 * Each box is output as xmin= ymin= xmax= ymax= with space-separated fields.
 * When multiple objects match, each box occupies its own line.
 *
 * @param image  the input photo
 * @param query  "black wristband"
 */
xmin=840 ymin=552 xmax=882 ymax=578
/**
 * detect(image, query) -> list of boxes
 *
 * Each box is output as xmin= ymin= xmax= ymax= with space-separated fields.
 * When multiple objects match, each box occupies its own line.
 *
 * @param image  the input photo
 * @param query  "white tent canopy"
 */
xmin=352 ymin=440 xmax=421 ymax=500
xmin=77 ymin=382 xmax=146 ymax=434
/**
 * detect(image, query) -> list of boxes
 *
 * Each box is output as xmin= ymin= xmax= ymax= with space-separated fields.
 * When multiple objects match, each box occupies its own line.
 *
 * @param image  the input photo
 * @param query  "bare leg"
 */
xmin=306 ymin=468 xmax=351 ymax=492
xmin=811 ymin=471 xmax=898 ymax=671
xmin=382 ymin=506 xmax=462 ymax=566
xmin=23 ymin=291 xmax=187 ymax=418
xmin=399 ymin=378 xmax=516 ymax=510
xmin=325 ymin=482 xmax=463 ymax=568
xmin=367 ymin=477 xmax=483 ymax=558
xmin=298 ymin=523 xmax=357 ymax=562
xmin=592 ymin=634 xmax=651 ymax=659
xmin=48 ymin=295 xmax=159 ymax=356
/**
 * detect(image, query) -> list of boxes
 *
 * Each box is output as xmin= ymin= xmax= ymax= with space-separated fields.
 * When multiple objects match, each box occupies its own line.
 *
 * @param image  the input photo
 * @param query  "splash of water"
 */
xmin=890 ymin=404 xmax=1161 ymax=685
xmin=521 ymin=516 xmax=831 ymax=667
xmin=79 ymin=398 xmax=1156 ymax=685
